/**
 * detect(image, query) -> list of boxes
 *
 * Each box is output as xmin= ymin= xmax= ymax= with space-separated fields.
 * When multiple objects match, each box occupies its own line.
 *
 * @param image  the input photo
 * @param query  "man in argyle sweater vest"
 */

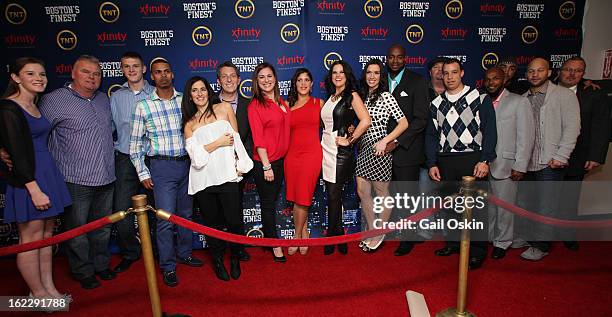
xmin=425 ymin=58 xmax=497 ymax=270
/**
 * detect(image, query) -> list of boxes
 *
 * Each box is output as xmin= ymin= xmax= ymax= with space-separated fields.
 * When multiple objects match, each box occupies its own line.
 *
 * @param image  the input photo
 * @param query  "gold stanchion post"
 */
xmin=437 ymin=176 xmax=477 ymax=317
xmin=132 ymin=194 xmax=162 ymax=317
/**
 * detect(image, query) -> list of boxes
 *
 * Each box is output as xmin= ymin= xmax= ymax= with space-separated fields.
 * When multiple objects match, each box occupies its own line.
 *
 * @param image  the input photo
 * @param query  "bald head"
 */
xmin=485 ymin=67 xmax=505 ymax=78
xmin=526 ymin=57 xmax=551 ymax=88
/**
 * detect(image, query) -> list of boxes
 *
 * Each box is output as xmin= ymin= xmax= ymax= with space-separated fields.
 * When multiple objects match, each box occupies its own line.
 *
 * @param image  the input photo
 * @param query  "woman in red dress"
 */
xmin=284 ymin=68 xmax=323 ymax=255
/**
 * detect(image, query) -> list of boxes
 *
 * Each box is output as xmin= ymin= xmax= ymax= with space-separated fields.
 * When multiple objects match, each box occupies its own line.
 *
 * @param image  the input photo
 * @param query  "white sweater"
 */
xmin=185 ymin=120 xmax=253 ymax=195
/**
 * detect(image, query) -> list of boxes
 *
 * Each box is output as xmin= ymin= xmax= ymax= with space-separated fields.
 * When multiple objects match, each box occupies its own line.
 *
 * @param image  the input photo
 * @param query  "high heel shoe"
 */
xmin=272 ymin=247 xmax=286 ymax=262
xmin=363 ymin=235 xmax=385 ymax=253
xmin=337 ymin=243 xmax=348 ymax=255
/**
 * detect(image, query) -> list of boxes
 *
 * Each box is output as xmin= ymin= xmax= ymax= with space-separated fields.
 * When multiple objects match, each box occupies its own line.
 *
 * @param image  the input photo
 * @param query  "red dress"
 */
xmin=284 ymin=97 xmax=323 ymax=206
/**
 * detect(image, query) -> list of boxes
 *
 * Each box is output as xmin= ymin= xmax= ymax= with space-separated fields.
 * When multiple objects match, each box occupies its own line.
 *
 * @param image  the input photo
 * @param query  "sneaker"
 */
xmin=177 ymin=256 xmax=204 ymax=267
xmin=511 ymin=238 xmax=530 ymax=249
xmin=520 ymin=247 xmax=549 ymax=261
xmin=162 ymin=270 xmax=178 ymax=287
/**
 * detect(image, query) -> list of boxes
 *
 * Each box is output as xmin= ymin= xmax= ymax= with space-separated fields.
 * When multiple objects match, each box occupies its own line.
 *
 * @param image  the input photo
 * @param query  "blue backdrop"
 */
xmin=0 ymin=0 xmax=585 ymax=248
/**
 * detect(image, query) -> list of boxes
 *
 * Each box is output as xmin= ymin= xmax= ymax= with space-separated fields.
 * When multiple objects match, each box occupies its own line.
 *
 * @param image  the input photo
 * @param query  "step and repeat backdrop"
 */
xmin=1 ymin=0 xmax=584 ymax=249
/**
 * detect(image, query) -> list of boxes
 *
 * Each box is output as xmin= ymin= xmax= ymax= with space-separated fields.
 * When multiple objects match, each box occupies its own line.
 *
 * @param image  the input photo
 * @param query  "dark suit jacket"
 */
xmin=567 ymin=82 xmax=611 ymax=176
xmin=237 ymin=95 xmax=253 ymax=158
xmin=387 ymin=68 xmax=430 ymax=167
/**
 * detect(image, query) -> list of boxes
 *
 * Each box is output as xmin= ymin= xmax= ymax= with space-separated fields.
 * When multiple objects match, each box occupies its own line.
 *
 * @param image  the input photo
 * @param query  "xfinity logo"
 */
xmin=361 ymin=26 xmax=389 ymax=40
xmin=440 ymin=27 xmax=467 ymax=40
xmin=55 ymin=63 xmax=73 ymax=76
xmin=277 ymin=55 xmax=305 ymax=66
xmin=139 ymin=4 xmax=170 ymax=17
xmin=4 ymin=34 xmax=35 ymax=47
xmin=316 ymin=0 xmax=346 ymax=14
xmin=480 ymin=3 xmax=505 ymax=16
xmin=232 ymin=27 xmax=261 ymax=41
xmin=97 ymin=32 xmax=127 ymax=45
xmin=554 ymin=28 xmax=578 ymax=40
xmin=188 ymin=59 xmax=219 ymax=72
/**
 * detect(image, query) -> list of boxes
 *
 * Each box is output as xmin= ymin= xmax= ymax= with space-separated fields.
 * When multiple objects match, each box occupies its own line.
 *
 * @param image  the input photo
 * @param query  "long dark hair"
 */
xmin=251 ymin=62 xmax=280 ymax=106
xmin=2 ymin=57 xmax=46 ymax=100
xmin=181 ymin=76 xmax=220 ymax=128
xmin=324 ymin=60 xmax=358 ymax=105
xmin=287 ymin=68 xmax=313 ymax=107
xmin=360 ymin=58 xmax=389 ymax=106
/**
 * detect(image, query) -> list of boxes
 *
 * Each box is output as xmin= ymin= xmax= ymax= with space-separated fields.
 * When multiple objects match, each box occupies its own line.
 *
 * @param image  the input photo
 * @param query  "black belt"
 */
xmin=149 ymin=155 xmax=189 ymax=161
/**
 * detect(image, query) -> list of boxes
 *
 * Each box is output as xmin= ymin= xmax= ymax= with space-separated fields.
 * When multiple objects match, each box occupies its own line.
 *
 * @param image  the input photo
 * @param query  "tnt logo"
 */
xmin=521 ymin=26 xmax=538 ymax=44
xmin=559 ymin=1 xmax=575 ymax=20
xmin=364 ymin=0 xmax=383 ymax=19
xmin=405 ymin=25 xmax=424 ymax=44
xmin=192 ymin=26 xmax=212 ymax=46
xmin=445 ymin=0 xmax=463 ymax=19
xmin=107 ymin=84 xmax=123 ymax=97
xmin=56 ymin=30 xmax=77 ymax=50
xmin=239 ymin=79 xmax=253 ymax=98
xmin=481 ymin=52 xmax=499 ymax=70
xmin=99 ymin=2 xmax=120 ymax=23
xmin=323 ymin=52 xmax=342 ymax=70
xmin=280 ymin=23 xmax=300 ymax=44
xmin=235 ymin=0 xmax=255 ymax=19
xmin=246 ymin=228 xmax=264 ymax=238
xmin=5 ymin=3 xmax=27 ymax=25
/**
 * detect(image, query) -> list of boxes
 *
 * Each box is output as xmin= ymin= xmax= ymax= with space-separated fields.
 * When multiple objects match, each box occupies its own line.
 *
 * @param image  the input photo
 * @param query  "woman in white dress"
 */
xmin=182 ymin=76 xmax=253 ymax=281
xmin=321 ymin=60 xmax=371 ymax=255
xmin=355 ymin=59 xmax=409 ymax=252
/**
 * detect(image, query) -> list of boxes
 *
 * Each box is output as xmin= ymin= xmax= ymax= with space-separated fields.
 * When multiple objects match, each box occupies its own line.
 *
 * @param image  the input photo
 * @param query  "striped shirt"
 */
xmin=39 ymin=83 xmax=115 ymax=186
xmin=129 ymin=89 xmax=185 ymax=181
xmin=527 ymin=82 xmax=548 ymax=171
xmin=111 ymin=80 xmax=154 ymax=154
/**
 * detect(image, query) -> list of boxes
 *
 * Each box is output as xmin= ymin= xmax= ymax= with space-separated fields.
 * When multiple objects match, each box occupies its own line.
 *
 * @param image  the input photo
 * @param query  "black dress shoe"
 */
xmin=237 ymin=249 xmax=250 ymax=262
xmin=162 ymin=270 xmax=179 ymax=287
xmin=79 ymin=275 xmax=100 ymax=289
xmin=230 ymin=255 xmax=241 ymax=280
xmin=435 ymin=246 xmax=460 ymax=256
xmin=113 ymin=258 xmax=137 ymax=273
xmin=337 ymin=243 xmax=348 ymax=255
xmin=491 ymin=247 xmax=506 ymax=259
xmin=177 ymin=256 xmax=204 ymax=267
xmin=213 ymin=257 xmax=230 ymax=281
xmin=394 ymin=241 xmax=415 ymax=256
xmin=468 ymin=257 xmax=484 ymax=270
xmin=324 ymin=245 xmax=335 ymax=255
xmin=96 ymin=269 xmax=117 ymax=280
xmin=563 ymin=241 xmax=579 ymax=251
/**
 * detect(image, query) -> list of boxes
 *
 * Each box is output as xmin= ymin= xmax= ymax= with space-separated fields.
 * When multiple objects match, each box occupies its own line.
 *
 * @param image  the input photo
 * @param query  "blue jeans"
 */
xmin=520 ymin=167 xmax=567 ymax=251
xmin=113 ymin=152 xmax=141 ymax=260
xmin=150 ymin=158 xmax=193 ymax=272
xmin=64 ymin=182 xmax=114 ymax=279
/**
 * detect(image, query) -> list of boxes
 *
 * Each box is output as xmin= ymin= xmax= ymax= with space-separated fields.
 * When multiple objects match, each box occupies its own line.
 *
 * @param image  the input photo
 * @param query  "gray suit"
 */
xmin=489 ymin=89 xmax=535 ymax=249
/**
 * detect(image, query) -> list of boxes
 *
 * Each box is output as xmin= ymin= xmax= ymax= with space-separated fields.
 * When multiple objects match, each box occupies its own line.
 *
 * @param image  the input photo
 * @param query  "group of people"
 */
xmin=0 ymin=43 xmax=609 ymax=300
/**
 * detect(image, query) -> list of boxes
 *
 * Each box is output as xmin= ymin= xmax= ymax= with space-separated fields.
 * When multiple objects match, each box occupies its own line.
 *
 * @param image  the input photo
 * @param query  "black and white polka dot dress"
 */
xmin=356 ymin=91 xmax=405 ymax=182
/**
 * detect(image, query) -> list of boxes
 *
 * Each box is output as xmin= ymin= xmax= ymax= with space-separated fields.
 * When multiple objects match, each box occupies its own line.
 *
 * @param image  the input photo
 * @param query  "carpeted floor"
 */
xmin=2 ymin=241 xmax=611 ymax=316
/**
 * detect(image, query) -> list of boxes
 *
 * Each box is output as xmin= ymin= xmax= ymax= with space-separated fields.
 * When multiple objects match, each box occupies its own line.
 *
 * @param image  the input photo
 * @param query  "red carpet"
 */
xmin=2 ymin=241 xmax=612 ymax=316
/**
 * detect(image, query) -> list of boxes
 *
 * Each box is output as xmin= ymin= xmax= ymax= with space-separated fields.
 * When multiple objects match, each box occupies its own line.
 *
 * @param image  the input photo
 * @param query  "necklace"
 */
xmin=331 ymin=92 xmax=343 ymax=102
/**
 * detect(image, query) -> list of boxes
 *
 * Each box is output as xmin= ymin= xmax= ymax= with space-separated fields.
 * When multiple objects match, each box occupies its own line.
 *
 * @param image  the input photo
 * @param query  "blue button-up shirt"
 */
xmin=39 ymin=83 xmax=115 ymax=186
xmin=111 ymin=80 xmax=154 ymax=154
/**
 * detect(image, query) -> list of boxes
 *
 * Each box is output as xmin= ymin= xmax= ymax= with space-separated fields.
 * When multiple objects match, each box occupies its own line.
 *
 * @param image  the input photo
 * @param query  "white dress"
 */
xmin=185 ymin=120 xmax=253 ymax=195
xmin=321 ymin=97 xmax=340 ymax=183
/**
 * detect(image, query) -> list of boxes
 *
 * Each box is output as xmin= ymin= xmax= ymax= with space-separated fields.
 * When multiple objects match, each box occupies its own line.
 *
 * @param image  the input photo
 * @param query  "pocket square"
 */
xmin=400 ymin=91 xmax=408 ymax=97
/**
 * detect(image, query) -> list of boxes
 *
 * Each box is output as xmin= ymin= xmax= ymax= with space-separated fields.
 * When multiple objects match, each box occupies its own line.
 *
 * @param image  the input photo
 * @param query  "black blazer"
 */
xmin=0 ymin=99 xmax=36 ymax=187
xmin=387 ymin=68 xmax=430 ymax=167
xmin=567 ymin=82 xmax=611 ymax=176
xmin=237 ymin=95 xmax=253 ymax=157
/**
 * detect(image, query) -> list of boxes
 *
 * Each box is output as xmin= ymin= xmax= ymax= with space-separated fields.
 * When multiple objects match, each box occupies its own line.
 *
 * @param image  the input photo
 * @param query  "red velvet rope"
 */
xmin=166 ymin=206 xmax=440 ymax=247
xmin=0 ymin=216 xmax=113 ymax=257
xmin=488 ymin=194 xmax=612 ymax=228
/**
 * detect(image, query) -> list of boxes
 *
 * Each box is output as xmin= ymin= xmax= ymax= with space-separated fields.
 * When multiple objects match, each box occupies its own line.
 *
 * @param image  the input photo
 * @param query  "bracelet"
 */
xmin=262 ymin=164 xmax=272 ymax=171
